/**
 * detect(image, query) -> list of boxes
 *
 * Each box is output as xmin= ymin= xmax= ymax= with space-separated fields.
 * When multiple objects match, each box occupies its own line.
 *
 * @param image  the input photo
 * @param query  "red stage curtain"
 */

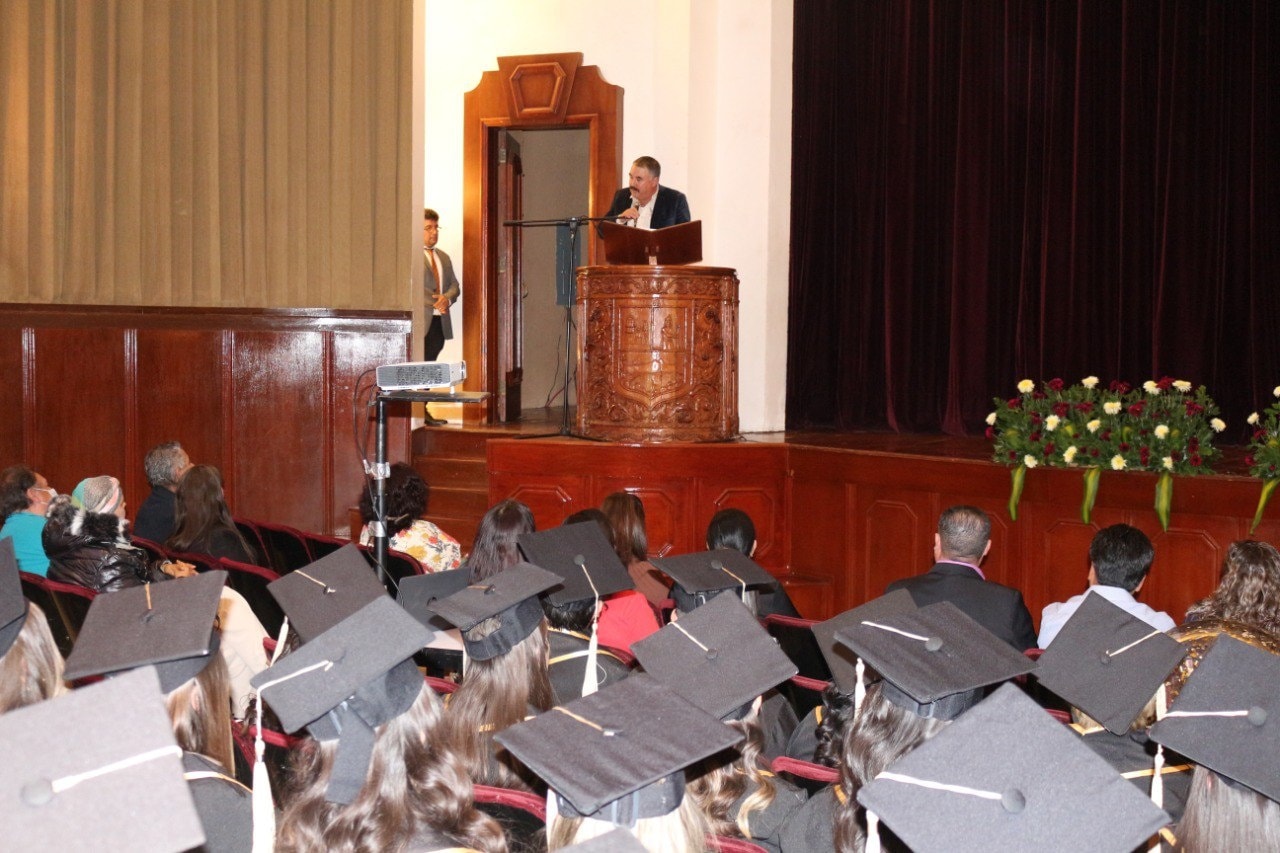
xmin=788 ymin=0 xmax=1279 ymax=435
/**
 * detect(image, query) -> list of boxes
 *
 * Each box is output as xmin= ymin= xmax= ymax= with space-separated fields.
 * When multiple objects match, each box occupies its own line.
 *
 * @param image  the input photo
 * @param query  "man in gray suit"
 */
xmin=423 ymin=208 xmax=460 ymax=425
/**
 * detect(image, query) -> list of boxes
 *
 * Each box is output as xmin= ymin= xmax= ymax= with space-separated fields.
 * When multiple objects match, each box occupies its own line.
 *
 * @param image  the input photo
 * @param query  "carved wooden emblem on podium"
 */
xmin=577 ymin=266 xmax=739 ymax=443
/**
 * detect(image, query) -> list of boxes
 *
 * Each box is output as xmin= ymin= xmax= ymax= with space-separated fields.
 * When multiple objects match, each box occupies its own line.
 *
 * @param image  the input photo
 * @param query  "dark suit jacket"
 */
xmin=604 ymin=185 xmax=691 ymax=229
xmin=886 ymin=562 xmax=1038 ymax=651
xmin=424 ymin=247 xmax=460 ymax=339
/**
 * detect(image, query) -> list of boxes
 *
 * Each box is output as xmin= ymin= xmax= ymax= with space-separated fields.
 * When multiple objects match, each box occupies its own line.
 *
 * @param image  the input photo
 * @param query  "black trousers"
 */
xmin=423 ymin=316 xmax=446 ymax=361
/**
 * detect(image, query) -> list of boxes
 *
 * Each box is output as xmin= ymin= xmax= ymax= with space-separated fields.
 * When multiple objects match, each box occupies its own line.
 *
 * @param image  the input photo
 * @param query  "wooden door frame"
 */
xmin=461 ymin=53 xmax=622 ymax=423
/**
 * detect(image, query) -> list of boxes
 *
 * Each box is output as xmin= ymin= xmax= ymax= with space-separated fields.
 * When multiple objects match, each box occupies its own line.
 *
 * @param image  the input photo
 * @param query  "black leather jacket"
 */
xmin=43 ymin=496 xmax=166 ymax=593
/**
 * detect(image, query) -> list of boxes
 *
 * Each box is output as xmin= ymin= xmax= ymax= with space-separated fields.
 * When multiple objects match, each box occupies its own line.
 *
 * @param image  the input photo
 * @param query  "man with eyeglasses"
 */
xmin=0 ymin=465 xmax=57 ymax=576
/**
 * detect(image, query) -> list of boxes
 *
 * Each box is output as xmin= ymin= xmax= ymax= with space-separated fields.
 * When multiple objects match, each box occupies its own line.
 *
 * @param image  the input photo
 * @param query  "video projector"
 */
xmin=376 ymin=360 xmax=467 ymax=390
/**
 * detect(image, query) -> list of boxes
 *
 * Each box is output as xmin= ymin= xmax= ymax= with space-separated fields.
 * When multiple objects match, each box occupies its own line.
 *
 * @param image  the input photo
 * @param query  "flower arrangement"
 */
xmin=989 ymin=376 xmax=1223 ymax=529
xmin=1245 ymin=387 xmax=1280 ymax=532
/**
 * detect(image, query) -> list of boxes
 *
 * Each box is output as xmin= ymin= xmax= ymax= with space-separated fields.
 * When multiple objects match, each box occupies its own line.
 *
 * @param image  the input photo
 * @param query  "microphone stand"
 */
xmin=502 ymin=214 xmax=615 ymax=439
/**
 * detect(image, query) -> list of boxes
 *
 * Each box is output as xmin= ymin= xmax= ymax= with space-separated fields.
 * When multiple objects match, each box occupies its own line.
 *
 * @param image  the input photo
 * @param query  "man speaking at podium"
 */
xmin=605 ymin=156 xmax=691 ymax=229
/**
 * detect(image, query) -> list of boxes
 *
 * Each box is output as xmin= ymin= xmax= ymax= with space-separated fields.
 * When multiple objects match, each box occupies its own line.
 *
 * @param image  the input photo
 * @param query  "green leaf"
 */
xmin=1250 ymin=479 xmax=1280 ymax=534
xmin=1009 ymin=464 xmax=1026 ymax=521
xmin=1081 ymin=467 xmax=1101 ymax=524
xmin=1154 ymin=471 xmax=1173 ymax=531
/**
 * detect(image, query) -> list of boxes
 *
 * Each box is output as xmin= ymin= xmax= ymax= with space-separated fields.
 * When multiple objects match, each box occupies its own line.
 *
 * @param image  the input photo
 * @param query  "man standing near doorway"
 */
xmin=604 ymin=156 xmax=691 ymax=229
xmin=423 ymin=208 xmax=460 ymax=426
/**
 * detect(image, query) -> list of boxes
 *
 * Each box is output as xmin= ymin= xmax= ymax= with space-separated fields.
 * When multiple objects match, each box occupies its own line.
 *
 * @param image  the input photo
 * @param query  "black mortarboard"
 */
xmin=252 ymin=595 xmax=431 ymax=804
xmin=396 ymin=568 xmax=470 ymax=634
xmin=813 ymin=589 xmax=918 ymax=694
xmin=654 ymin=548 xmax=778 ymax=612
xmin=857 ymin=683 xmax=1171 ymax=852
xmin=833 ymin=601 xmax=1035 ymax=719
xmin=0 ymin=666 xmax=206 ymax=851
xmin=632 ymin=591 xmax=797 ymax=719
xmin=0 ymin=538 xmax=27 ymax=656
xmin=495 ymin=674 xmax=742 ymax=822
xmin=64 ymin=571 xmax=225 ymax=693
xmin=1034 ymin=592 xmax=1185 ymax=735
xmin=268 ymin=544 xmax=387 ymax=642
xmin=518 ymin=522 xmax=634 ymax=605
xmin=427 ymin=562 xmax=561 ymax=661
xmin=1149 ymin=634 xmax=1280 ymax=802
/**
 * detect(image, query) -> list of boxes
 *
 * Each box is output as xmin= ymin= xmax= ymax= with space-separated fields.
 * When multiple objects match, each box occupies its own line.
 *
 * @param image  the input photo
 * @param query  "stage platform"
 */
xmin=418 ymin=409 xmax=1267 ymax=623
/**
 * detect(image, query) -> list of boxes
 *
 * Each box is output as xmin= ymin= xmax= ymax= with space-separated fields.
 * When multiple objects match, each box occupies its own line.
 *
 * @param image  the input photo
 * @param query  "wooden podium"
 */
xmin=576 ymin=251 xmax=739 ymax=442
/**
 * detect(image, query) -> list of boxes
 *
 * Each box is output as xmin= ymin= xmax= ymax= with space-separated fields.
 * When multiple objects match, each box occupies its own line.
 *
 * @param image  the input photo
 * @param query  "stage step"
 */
xmin=412 ymin=425 xmax=493 ymax=554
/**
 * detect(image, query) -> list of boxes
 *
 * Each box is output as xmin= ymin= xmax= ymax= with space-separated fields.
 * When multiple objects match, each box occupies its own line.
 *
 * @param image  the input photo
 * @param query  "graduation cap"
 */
xmin=1149 ymin=634 xmax=1280 ymax=803
xmin=654 ymin=548 xmax=778 ymax=613
xmin=813 ymin=589 xmax=918 ymax=695
xmin=427 ymin=562 xmax=561 ymax=661
xmin=494 ymin=673 xmax=742 ymax=824
xmin=0 ymin=538 xmax=26 ymax=656
xmin=0 ymin=665 xmax=206 ymax=851
xmin=63 ymin=571 xmax=226 ymax=693
xmin=1034 ymin=592 xmax=1185 ymax=735
xmin=856 ymin=682 xmax=1171 ymax=853
xmin=632 ymin=591 xmax=797 ymax=719
xmin=518 ymin=522 xmax=634 ymax=606
xmin=833 ymin=600 xmax=1035 ymax=720
xmin=268 ymin=544 xmax=387 ymax=642
xmin=252 ymin=595 xmax=431 ymax=804
xmin=396 ymin=568 xmax=470 ymax=634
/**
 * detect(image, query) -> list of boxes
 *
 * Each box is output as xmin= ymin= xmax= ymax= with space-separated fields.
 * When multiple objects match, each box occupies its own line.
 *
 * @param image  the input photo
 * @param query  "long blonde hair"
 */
xmin=686 ymin=711 xmax=777 ymax=839
xmin=165 ymin=648 xmax=235 ymax=772
xmin=0 ymin=602 xmax=66 ymax=713
xmin=548 ymin=796 xmax=710 ymax=853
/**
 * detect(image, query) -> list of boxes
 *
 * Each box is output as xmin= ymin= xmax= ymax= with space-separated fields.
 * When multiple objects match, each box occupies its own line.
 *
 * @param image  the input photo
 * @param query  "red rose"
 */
xmin=1171 ymin=451 xmax=1183 ymax=462
xmin=1139 ymin=447 xmax=1150 ymax=464
xmin=1119 ymin=442 xmax=1131 ymax=451
xmin=1185 ymin=402 xmax=1204 ymax=416
xmin=1190 ymin=454 xmax=1203 ymax=467
xmin=1100 ymin=430 xmax=1112 ymax=441
xmin=1255 ymin=429 xmax=1267 ymax=440
xmin=1128 ymin=401 xmax=1146 ymax=416
xmin=1246 ymin=455 xmax=1256 ymax=466
xmin=1047 ymin=378 xmax=1065 ymax=391
xmin=985 ymin=426 xmax=996 ymax=439
xmin=1030 ymin=431 xmax=1042 ymax=442
xmin=1110 ymin=380 xmax=1131 ymax=394
xmin=1030 ymin=413 xmax=1043 ymax=424
xmin=1157 ymin=376 xmax=1175 ymax=390
xmin=1044 ymin=442 xmax=1056 ymax=455
xmin=1009 ymin=452 xmax=1018 ymax=460
xmin=1032 ymin=392 xmax=1046 ymax=400
xmin=1075 ymin=402 xmax=1094 ymax=412
xmin=1091 ymin=449 xmax=1100 ymax=457
xmin=1189 ymin=437 xmax=1200 ymax=450
xmin=1008 ymin=398 xmax=1022 ymax=409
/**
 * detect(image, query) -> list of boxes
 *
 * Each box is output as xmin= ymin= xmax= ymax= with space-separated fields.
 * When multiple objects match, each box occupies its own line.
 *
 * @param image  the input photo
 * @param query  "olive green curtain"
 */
xmin=0 ymin=0 xmax=414 ymax=310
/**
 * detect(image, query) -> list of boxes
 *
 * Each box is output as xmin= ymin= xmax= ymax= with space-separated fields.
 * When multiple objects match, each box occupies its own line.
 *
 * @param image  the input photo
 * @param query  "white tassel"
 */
xmin=854 ymin=657 xmax=867 ymax=717
xmin=580 ymin=562 xmax=602 ymax=697
xmin=865 ymin=808 xmax=881 ymax=853
xmin=251 ymin=693 xmax=276 ymax=853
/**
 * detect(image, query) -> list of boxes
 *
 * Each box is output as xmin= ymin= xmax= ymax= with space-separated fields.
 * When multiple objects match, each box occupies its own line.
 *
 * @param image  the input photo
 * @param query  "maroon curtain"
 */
xmin=787 ymin=0 xmax=1279 ymax=436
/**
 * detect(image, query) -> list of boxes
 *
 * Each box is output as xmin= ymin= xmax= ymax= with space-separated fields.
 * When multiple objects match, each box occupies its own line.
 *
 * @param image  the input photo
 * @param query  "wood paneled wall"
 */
xmin=0 ymin=0 xmax=414 ymax=311
xmin=487 ymin=439 xmax=789 ymax=569
xmin=0 ymin=303 xmax=411 ymax=535
xmin=488 ymin=438 xmax=1257 ymax=623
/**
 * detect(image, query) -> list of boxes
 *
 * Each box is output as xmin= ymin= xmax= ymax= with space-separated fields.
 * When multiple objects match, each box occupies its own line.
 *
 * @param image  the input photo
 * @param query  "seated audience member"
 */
xmin=133 ymin=440 xmax=191 ymax=543
xmin=432 ymin=563 xmax=561 ymax=790
xmin=525 ymin=512 xmax=659 ymax=654
xmin=706 ymin=508 xmax=802 ymax=618
xmin=167 ymin=465 xmax=261 ymax=566
xmin=787 ymin=589 xmax=918 ymax=764
xmin=885 ymin=504 xmax=1037 ymax=650
xmin=1033 ymin=592 xmax=1193 ymax=822
xmin=519 ymin=521 xmax=637 ymax=702
xmin=1038 ymin=523 xmax=1175 ymax=647
xmin=63 ymin=572 xmax=252 ymax=851
xmin=601 ymin=492 xmax=671 ymax=608
xmin=44 ymin=479 xmax=166 ymax=591
xmin=464 ymin=498 xmax=535 ymax=582
xmin=0 ymin=540 xmax=65 ymax=713
xmin=633 ymin=594 xmax=806 ymax=852
xmin=1150 ymin=634 xmax=1280 ymax=851
xmin=357 ymin=462 xmax=461 ymax=573
xmin=253 ymin=596 xmax=505 ymax=853
xmin=780 ymin=601 xmax=1035 ymax=852
xmin=1164 ymin=540 xmax=1280 ymax=703
xmin=0 ymin=464 xmax=57 ymax=575
xmin=496 ymin=674 xmax=735 ymax=853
